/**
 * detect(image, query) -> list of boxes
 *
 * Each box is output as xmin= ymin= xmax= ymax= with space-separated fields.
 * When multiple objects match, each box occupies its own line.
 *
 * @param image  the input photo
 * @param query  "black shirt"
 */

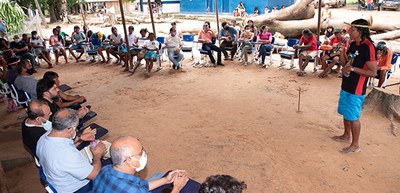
xmin=21 ymin=118 xmax=46 ymax=155
xmin=43 ymin=98 xmax=60 ymax=121
xmin=341 ymin=38 xmax=376 ymax=95
xmin=10 ymin=41 xmax=29 ymax=56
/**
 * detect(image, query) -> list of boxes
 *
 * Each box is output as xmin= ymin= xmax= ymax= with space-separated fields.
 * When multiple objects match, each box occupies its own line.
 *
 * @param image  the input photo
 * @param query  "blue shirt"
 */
xmin=0 ymin=20 xmax=6 ymax=32
xmin=93 ymin=165 xmax=149 ymax=193
xmin=220 ymin=26 xmax=238 ymax=41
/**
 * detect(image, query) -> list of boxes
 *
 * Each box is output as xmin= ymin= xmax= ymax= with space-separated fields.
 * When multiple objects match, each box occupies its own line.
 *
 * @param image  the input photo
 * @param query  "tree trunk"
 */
xmin=253 ymin=0 xmax=315 ymax=26
xmin=371 ymin=30 xmax=400 ymax=41
xmin=33 ymin=0 xmax=47 ymax=27
xmin=48 ymin=1 xmax=57 ymax=23
xmin=364 ymin=88 xmax=400 ymax=136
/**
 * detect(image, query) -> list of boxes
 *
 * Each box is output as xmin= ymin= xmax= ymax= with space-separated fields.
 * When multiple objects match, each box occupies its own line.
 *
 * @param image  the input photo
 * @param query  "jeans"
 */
xmin=258 ymin=44 xmax=272 ymax=65
xmin=16 ymin=53 xmax=36 ymax=70
xmin=367 ymin=3 xmax=372 ymax=10
xmin=378 ymin=3 xmax=381 ymax=11
xmin=167 ymin=49 xmax=184 ymax=67
xmin=241 ymin=45 xmax=252 ymax=62
xmin=220 ymin=40 xmax=237 ymax=58
xmin=202 ymin=43 xmax=221 ymax=64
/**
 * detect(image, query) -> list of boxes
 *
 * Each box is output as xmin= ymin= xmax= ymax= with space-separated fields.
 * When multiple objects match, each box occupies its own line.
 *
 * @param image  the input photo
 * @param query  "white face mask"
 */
xmin=135 ymin=151 xmax=148 ymax=172
xmin=245 ymin=30 xmax=250 ymax=33
xmin=41 ymin=120 xmax=52 ymax=131
xmin=70 ymin=128 xmax=77 ymax=140
xmin=14 ymin=39 xmax=20 ymax=43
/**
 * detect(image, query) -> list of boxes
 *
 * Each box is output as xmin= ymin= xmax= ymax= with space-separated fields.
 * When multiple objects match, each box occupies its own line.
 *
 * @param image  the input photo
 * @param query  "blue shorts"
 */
xmin=337 ymin=90 xmax=365 ymax=121
xmin=145 ymin=51 xmax=158 ymax=60
xmin=71 ymin=44 xmax=84 ymax=50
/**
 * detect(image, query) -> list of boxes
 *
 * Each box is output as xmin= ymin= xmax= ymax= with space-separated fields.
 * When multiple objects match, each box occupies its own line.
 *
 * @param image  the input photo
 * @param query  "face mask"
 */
xmin=245 ymin=30 xmax=250 ymax=33
xmin=14 ymin=39 xmax=20 ymax=43
xmin=135 ymin=151 xmax=148 ymax=172
xmin=70 ymin=128 xmax=77 ymax=140
xmin=33 ymin=35 xmax=37 ymax=39
xmin=41 ymin=120 xmax=52 ymax=131
xmin=26 ymin=68 xmax=35 ymax=75
xmin=171 ymin=32 xmax=176 ymax=36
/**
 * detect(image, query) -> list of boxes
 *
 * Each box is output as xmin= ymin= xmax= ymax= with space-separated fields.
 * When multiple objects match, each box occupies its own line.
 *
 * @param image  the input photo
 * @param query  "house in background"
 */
xmin=180 ymin=0 xmax=295 ymax=14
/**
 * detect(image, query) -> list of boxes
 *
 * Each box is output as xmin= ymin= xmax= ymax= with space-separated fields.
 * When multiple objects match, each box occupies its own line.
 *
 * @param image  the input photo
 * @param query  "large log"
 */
xmin=253 ymin=0 xmax=315 ymax=27
xmin=364 ymin=88 xmax=400 ymax=136
xmin=371 ymin=30 xmax=400 ymax=41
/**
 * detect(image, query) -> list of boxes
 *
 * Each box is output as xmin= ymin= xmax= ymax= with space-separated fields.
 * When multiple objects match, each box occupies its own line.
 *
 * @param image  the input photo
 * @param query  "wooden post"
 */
xmin=118 ymin=0 xmax=132 ymax=70
xmin=147 ymin=0 xmax=156 ymax=36
xmin=215 ymin=0 xmax=220 ymax=44
xmin=297 ymin=87 xmax=302 ymax=112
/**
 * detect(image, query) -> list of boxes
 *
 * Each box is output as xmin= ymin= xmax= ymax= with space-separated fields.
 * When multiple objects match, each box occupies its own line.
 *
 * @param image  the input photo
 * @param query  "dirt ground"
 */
xmin=1 ymin=6 xmax=400 ymax=193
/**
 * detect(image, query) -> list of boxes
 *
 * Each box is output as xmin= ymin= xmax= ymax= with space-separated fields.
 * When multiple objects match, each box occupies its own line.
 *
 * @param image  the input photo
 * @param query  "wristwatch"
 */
xmin=350 ymin=67 xmax=355 ymax=72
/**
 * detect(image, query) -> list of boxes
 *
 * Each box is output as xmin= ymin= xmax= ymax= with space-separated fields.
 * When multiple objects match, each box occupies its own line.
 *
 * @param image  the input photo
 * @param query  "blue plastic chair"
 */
xmin=382 ymin=53 xmax=399 ymax=88
xmin=279 ymin=38 xmax=300 ymax=68
xmin=182 ymin=34 xmax=195 ymax=60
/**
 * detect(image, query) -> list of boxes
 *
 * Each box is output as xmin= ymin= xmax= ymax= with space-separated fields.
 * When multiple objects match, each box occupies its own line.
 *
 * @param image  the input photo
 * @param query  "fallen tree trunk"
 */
xmin=371 ymin=30 xmax=400 ymax=41
xmin=364 ymin=88 xmax=400 ymax=136
xmin=253 ymin=0 xmax=315 ymax=26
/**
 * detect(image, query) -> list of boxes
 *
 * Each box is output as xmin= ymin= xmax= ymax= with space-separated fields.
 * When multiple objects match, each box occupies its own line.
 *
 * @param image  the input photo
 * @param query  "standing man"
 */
xmin=198 ymin=22 xmax=223 ymax=66
xmin=332 ymin=19 xmax=377 ymax=153
xmin=220 ymin=21 xmax=238 ymax=61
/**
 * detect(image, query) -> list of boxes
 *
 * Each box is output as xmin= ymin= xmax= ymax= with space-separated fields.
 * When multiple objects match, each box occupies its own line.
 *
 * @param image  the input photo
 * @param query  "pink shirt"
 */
xmin=258 ymin=32 xmax=272 ymax=44
xmin=198 ymin=30 xmax=214 ymax=44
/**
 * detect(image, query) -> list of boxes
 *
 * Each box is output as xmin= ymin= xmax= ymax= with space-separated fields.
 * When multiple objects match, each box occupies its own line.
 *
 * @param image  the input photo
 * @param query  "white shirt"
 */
xmin=31 ymin=36 xmax=44 ymax=47
xmin=128 ymin=33 xmax=137 ymax=46
xmin=110 ymin=33 xmax=123 ymax=45
xmin=144 ymin=40 xmax=159 ymax=50
xmin=36 ymin=132 xmax=93 ymax=193
xmin=166 ymin=35 xmax=182 ymax=50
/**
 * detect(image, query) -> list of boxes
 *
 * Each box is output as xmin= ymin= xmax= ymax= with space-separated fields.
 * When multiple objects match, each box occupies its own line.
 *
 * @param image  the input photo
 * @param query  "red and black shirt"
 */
xmin=341 ymin=38 xmax=376 ymax=95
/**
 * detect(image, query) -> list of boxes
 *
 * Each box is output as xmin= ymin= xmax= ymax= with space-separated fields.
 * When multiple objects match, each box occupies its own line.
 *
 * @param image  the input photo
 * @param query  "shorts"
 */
xmin=145 ymin=51 xmax=158 ymax=60
xmin=338 ymin=90 xmax=365 ymax=121
xmin=300 ymin=50 xmax=318 ymax=58
xmin=52 ymin=45 xmax=64 ymax=52
xmin=71 ymin=44 xmax=84 ymax=50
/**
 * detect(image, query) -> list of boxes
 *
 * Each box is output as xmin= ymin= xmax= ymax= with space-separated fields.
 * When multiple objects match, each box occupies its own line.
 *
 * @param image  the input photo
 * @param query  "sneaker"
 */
xmin=217 ymin=63 xmax=224 ymax=66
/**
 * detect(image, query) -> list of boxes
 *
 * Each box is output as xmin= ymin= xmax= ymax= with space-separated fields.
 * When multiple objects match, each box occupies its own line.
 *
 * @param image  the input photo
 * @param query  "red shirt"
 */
xmin=300 ymin=35 xmax=317 ymax=51
xmin=329 ymin=36 xmax=349 ymax=48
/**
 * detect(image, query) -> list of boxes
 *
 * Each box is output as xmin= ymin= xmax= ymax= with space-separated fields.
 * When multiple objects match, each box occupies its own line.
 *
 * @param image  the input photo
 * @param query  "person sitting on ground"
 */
xmin=71 ymin=25 xmax=86 ymax=61
xmin=106 ymin=27 xmax=124 ymax=64
xmin=89 ymin=32 xmax=107 ymax=63
xmin=239 ymin=25 xmax=254 ymax=65
xmin=376 ymin=41 xmax=393 ymax=87
xmin=14 ymin=59 xmax=37 ymax=98
xmin=271 ymin=6 xmax=278 ymax=13
xmin=49 ymin=28 xmax=69 ymax=65
xmin=36 ymin=78 xmax=89 ymax=120
xmin=321 ymin=5 xmax=332 ymax=28
xmin=93 ymin=136 xmax=198 ymax=193
xmin=220 ymin=21 xmax=238 ymax=61
xmin=36 ymin=108 xmax=106 ymax=193
xmin=171 ymin=22 xmax=183 ymax=39
xmin=198 ymin=22 xmax=223 ymax=67
xmin=43 ymin=71 xmax=87 ymax=109
xmin=264 ymin=6 xmax=270 ymax=14
xmin=236 ymin=1 xmax=246 ymax=17
xmin=250 ymin=6 xmax=259 ymax=17
xmin=142 ymin=33 xmax=160 ymax=76
xmin=30 ymin=31 xmax=53 ymax=68
xmin=10 ymin=35 xmax=37 ymax=72
xmin=165 ymin=27 xmax=184 ymax=70
xmin=257 ymin=25 xmax=273 ymax=67
xmin=319 ymin=29 xmax=349 ymax=78
xmin=293 ymin=29 xmax=318 ymax=76
xmin=198 ymin=175 xmax=247 ymax=193
xmin=324 ymin=26 xmax=334 ymax=40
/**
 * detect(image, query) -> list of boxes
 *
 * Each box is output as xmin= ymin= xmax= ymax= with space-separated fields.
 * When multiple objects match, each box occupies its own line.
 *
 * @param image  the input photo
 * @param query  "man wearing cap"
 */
xmin=89 ymin=31 xmax=107 ymax=63
xmin=319 ymin=29 xmax=349 ymax=78
xmin=332 ymin=19 xmax=377 ymax=153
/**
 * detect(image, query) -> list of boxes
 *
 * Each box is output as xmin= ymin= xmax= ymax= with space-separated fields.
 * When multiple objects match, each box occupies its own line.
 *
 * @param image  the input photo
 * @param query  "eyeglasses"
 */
xmin=123 ymin=147 xmax=146 ymax=163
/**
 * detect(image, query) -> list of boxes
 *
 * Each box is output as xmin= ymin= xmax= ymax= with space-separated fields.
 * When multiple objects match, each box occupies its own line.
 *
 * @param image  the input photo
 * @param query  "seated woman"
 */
xmin=236 ymin=1 xmax=246 ymax=17
xmin=250 ymin=7 xmax=259 ymax=17
xmin=143 ymin=33 xmax=159 ymax=77
xmin=43 ymin=71 xmax=87 ymax=110
xmin=30 ymin=31 xmax=53 ymax=68
xmin=49 ymin=28 xmax=68 ymax=65
xmin=293 ymin=29 xmax=318 ymax=76
xmin=257 ymin=25 xmax=273 ymax=67
xmin=376 ymin=41 xmax=393 ymax=87
xmin=105 ymin=27 xmax=124 ymax=64
xmin=239 ymin=25 xmax=254 ymax=65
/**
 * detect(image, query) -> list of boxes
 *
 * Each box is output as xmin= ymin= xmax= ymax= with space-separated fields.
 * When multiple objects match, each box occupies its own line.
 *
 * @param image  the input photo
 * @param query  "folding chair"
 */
xmin=10 ymin=84 xmax=32 ymax=107
xmin=0 ymin=81 xmax=12 ymax=96
xmin=193 ymin=37 xmax=217 ymax=68
xmin=279 ymin=38 xmax=300 ymax=69
xmin=182 ymin=34 xmax=195 ymax=61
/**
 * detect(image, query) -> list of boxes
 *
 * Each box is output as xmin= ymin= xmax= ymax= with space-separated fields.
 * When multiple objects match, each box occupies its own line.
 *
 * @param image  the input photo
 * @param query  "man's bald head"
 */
xmin=52 ymin=109 xmax=79 ymax=131
xmin=111 ymin=136 xmax=143 ymax=167
xmin=27 ymin=99 xmax=47 ymax=120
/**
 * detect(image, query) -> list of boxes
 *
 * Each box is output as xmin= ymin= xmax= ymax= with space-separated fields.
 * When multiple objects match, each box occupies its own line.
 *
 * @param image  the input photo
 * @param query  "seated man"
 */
xmin=4 ymin=57 xmax=19 ymax=85
xmin=198 ymin=175 xmax=247 ymax=193
xmin=89 ymin=32 xmax=107 ymax=63
xmin=198 ymin=22 xmax=223 ymax=66
xmin=30 ymin=30 xmax=53 ymax=68
xmin=293 ymin=29 xmax=318 ymax=76
xmin=105 ymin=27 xmax=124 ymax=64
xmin=36 ymin=78 xmax=89 ymax=120
xmin=220 ymin=21 xmax=238 ymax=61
xmin=14 ymin=60 xmax=37 ymax=98
xmin=71 ymin=25 xmax=86 ymax=61
xmin=376 ymin=41 xmax=393 ymax=87
xmin=43 ymin=71 xmax=87 ymax=109
xmin=36 ymin=109 xmax=106 ymax=193
xmin=165 ymin=27 xmax=184 ymax=70
xmin=124 ymin=26 xmax=138 ymax=72
xmin=93 ymin=136 xmax=197 ymax=193
xmin=10 ymin=35 xmax=37 ymax=72
xmin=318 ymin=29 xmax=349 ymax=78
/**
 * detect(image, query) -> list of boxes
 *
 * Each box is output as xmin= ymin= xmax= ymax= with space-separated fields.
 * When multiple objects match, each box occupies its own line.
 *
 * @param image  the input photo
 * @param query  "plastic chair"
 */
xmin=381 ymin=53 xmax=399 ymax=88
xmin=10 ymin=84 xmax=31 ymax=107
xmin=182 ymin=34 xmax=195 ymax=61
xmin=193 ymin=37 xmax=217 ymax=67
xmin=35 ymin=157 xmax=58 ymax=193
xmin=0 ymin=81 xmax=12 ymax=96
xmin=279 ymin=38 xmax=299 ymax=68
xmin=257 ymin=37 xmax=275 ymax=68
